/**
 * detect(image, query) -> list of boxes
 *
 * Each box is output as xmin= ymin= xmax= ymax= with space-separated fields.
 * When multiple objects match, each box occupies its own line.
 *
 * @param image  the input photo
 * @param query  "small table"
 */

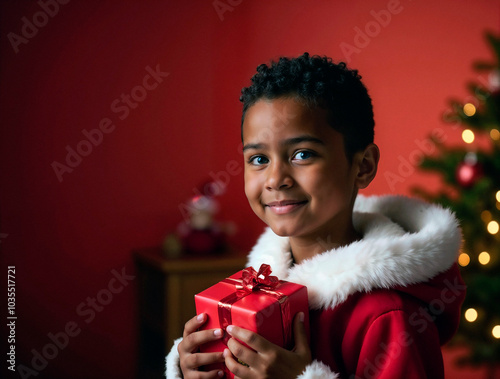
xmin=133 ymin=247 xmax=247 ymax=378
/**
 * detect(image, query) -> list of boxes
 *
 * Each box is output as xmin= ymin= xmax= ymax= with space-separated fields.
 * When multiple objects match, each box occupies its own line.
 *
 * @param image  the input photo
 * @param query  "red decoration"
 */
xmin=456 ymin=160 xmax=483 ymax=187
xmin=195 ymin=265 xmax=309 ymax=377
xmin=176 ymin=192 xmax=226 ymax=255
xmin=237 ymin=264 xmax=280 ymax=293
xmin=180 ymin=227 xmax=225 ymax=255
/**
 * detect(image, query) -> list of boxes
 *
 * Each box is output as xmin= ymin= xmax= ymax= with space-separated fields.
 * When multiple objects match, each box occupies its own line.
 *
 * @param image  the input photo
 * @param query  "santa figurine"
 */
xmin=177 ymin=193 xmax=226 ymax=255
xmin=163 ymin=180 xmax=228 ymax=257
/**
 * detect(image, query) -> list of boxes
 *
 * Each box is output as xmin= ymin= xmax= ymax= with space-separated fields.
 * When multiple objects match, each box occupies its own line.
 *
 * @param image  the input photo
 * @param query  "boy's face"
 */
xmin=242 ymin=97 xmax=361 ymax=240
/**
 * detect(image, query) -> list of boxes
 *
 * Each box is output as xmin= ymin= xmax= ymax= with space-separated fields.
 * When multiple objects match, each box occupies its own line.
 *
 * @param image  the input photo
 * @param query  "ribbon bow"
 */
xmin=217 ymin=263 xmax=292 ymax=354
xmin=238 ymin=264 xmax=279 ymax=294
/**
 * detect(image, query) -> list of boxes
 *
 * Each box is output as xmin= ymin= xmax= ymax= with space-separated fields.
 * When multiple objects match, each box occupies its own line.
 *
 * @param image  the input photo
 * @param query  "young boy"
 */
xmin=166 ymin=53 xmax=465 ymax=378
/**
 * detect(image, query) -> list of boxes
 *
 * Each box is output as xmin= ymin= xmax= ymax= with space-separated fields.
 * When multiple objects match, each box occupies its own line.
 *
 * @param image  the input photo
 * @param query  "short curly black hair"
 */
xmin=240 ymin=52 xmax=375 ymax=161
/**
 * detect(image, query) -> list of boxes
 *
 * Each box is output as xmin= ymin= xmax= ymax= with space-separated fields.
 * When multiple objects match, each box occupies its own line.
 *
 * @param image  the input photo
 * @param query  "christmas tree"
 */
xmin=413 ymin=32 xmax=500 ymax=371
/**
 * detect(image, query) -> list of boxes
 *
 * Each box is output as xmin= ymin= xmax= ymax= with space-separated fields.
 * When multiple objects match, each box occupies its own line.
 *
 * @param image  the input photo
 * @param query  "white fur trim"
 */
xmin=297 ymin=360 xmax=340 ymax=379
xmin=165 ymin=337 xmax=182 ymax=379
xmin=247 ymin=195 xmax=461 ymax=310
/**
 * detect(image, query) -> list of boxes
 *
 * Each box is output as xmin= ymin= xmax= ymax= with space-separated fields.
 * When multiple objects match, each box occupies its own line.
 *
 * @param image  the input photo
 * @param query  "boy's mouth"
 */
xmin=265 ymin=200 xmax=307 ymax=215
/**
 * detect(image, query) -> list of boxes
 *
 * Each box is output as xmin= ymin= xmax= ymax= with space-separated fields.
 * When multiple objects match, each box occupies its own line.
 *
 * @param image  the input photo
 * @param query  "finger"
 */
xmin=226 ymin=337 xmax=257 ymax=367
xmin=184 ymin=351 xmax=225 ymax=370
xmin=226 ymin=325 xmax=269 ymax=352
xmin=183 ymin=313 xmax=208 ymax=339
xmin=179 ymin=328 xmax=224 ymax=354
xmin=185 ymin=369 xmax=224 ymax=379
xmin=292 ymin=312 xmax=311 ymax=357
xmin=224 ymin=348 xmax=252 ymax=379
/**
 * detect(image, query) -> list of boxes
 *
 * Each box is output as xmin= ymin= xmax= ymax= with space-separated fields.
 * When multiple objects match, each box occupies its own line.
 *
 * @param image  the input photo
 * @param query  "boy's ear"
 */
xmin=354 ymin=143 xmax=379 ymax=189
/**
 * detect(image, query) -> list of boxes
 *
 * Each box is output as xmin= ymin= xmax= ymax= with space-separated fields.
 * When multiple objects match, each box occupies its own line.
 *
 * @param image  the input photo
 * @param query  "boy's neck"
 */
xmin=290 ymin=225 xmax=361 ymax=265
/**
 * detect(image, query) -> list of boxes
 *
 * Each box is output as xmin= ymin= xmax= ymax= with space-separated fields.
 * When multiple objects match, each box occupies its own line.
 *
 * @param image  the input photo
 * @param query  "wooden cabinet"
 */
xmin=133 ymin=247 xmax=247 ymax=378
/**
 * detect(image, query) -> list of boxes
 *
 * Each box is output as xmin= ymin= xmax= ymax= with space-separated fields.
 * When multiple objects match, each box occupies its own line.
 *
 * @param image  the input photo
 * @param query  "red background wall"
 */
xmin=1 ymin=1 xmax=498 ymax=378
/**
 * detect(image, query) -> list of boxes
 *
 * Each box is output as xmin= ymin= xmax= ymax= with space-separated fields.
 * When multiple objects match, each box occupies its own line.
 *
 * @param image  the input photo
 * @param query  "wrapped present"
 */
xmin=195 ymin=264 xmax=309 ymax=377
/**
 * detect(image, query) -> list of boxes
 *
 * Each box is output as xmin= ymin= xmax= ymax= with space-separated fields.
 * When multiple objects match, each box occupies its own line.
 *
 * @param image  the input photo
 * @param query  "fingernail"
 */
xmin=214 ymin=328 xmax=223 ymax=337
xmin=226 ymin=325 xmax=234 ymax=335
xmin=223 ymin=348 xmax=230 ymax=358
xmin=197 ymin=313 xmax=204 ymax=322
xmin=218 ymin=370 xmax=224 ymax=377
xmin=298 ymin=312 xmax=305 ymax=322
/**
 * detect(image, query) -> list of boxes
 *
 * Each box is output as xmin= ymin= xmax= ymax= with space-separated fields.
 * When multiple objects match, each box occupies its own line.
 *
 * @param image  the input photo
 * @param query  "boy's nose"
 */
xmin=265 ymin=161 xmax=293 ymax=190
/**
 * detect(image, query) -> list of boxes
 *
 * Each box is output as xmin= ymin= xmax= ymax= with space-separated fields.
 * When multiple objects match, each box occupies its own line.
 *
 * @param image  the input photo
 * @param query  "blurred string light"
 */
xmin=463 ymin=103 xmax=477 ymax=116
xmin=478 ymin=251 xmax=490 ymax=265
xmin=496 ymin=190 xmax=500 ymax=203
xmin=462 ymin=129 xmax=475 ymax=144
xmin=493 ymin=325 xmax=500 ymax=339
xmin=491 ymin=129 xmax=500 ymax=141
xmin=465 ymin=308 xmax=478 ymax=322
xmin=458 ymin=252 xmax=471 ymax=267
xmin=481 ymin=210 xmax=492 ymax=222
xmin=487 ymin=220 xmax=499 ymax=235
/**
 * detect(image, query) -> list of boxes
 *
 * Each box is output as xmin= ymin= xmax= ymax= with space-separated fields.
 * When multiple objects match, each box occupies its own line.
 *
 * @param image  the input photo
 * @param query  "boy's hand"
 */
xmin=223 ymin=312 xmax=311 ymax=379
xmin=178 ymin=313 xmax=225 ymax=378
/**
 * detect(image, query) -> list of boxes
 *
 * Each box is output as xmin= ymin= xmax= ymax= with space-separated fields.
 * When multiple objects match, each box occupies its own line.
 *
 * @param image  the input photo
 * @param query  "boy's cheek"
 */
xmin=243 ymin=179 xmax=252 ymax=201
xmin=244 ymin=183 xmax=258 ymax=210
xmin=244 ymin=173 xmax=261 ymax=197
xmin=244 ymin=184 xmax=267 ymax=219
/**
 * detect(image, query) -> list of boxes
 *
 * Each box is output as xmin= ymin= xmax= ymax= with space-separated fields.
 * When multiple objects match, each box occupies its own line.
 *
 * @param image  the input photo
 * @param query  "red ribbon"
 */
xmin=238 ymin=264 xmax=279 ymax=294
xmin=217 ymin=264 xmax=292 ymax=349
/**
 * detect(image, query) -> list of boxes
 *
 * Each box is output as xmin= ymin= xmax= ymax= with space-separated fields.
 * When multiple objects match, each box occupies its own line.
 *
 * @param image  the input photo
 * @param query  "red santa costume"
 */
xmin=165 ymin=195 xmax=466 ymax=378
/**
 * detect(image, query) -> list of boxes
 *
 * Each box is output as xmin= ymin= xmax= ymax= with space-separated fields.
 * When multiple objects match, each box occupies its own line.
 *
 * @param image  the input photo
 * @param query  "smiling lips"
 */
xmin=265 ymin=200 xmax=307 ymax=215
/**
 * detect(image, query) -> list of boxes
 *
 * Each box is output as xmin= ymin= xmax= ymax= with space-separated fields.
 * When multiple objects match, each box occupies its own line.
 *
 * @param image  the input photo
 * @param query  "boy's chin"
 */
xmin=268 ymin=224 xmax=296 ymax=237
xmin=271 ymin=229 xmax=289 ymax=237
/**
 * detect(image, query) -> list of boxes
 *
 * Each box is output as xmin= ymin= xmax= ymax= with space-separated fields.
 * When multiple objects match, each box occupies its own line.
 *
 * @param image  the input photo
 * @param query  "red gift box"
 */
xmin=195 ymin=264 xmax=309 ymax=377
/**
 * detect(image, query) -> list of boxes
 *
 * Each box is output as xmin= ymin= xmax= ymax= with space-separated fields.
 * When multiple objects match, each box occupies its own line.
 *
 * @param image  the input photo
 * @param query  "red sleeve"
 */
xmin=353 ymin=310 xmax=444 ymax=379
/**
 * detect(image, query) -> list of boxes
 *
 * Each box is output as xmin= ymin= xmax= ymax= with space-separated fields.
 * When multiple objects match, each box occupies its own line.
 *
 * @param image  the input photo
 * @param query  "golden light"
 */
xmin=487 ymin=221 xmax=499 ymax=235
xmin=481 ymin=210 xmax=492 ymax=222
xmin=462 ymin=129 xmax=475 ymax=144
xmin=464 ymin=308 xmax=478 ymax=322
xmin=492 ymin=325 xmax=500 ymax=339
xmin=463 ymin=103 xmax=476 ymax=116
xmin=458 ymin=253 xmax=471 ymax=267
xmin=491 ymin=129 xmax=500 ymax=141
xmin=496 ymin=190 xmax=500 ymax=203
xmin=478 ymin=251 xmax=491 ymax=265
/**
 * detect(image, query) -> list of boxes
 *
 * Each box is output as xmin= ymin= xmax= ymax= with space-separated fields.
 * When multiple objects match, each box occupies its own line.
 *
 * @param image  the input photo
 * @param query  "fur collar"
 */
xmin=246 ymin=195 xmax=462 ymax=310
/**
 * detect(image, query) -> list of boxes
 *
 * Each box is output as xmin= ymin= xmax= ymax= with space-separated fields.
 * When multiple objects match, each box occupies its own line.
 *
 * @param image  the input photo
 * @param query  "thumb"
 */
xmin=292 ymin=312 xmax=311 ymax=357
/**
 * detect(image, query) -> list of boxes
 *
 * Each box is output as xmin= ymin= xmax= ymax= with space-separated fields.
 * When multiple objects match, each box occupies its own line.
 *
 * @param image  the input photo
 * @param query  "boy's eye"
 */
xmin=292 ymin=150 xmax=315 ymax=161
xmin=248 ymin=155 xmax=269 ymax=166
